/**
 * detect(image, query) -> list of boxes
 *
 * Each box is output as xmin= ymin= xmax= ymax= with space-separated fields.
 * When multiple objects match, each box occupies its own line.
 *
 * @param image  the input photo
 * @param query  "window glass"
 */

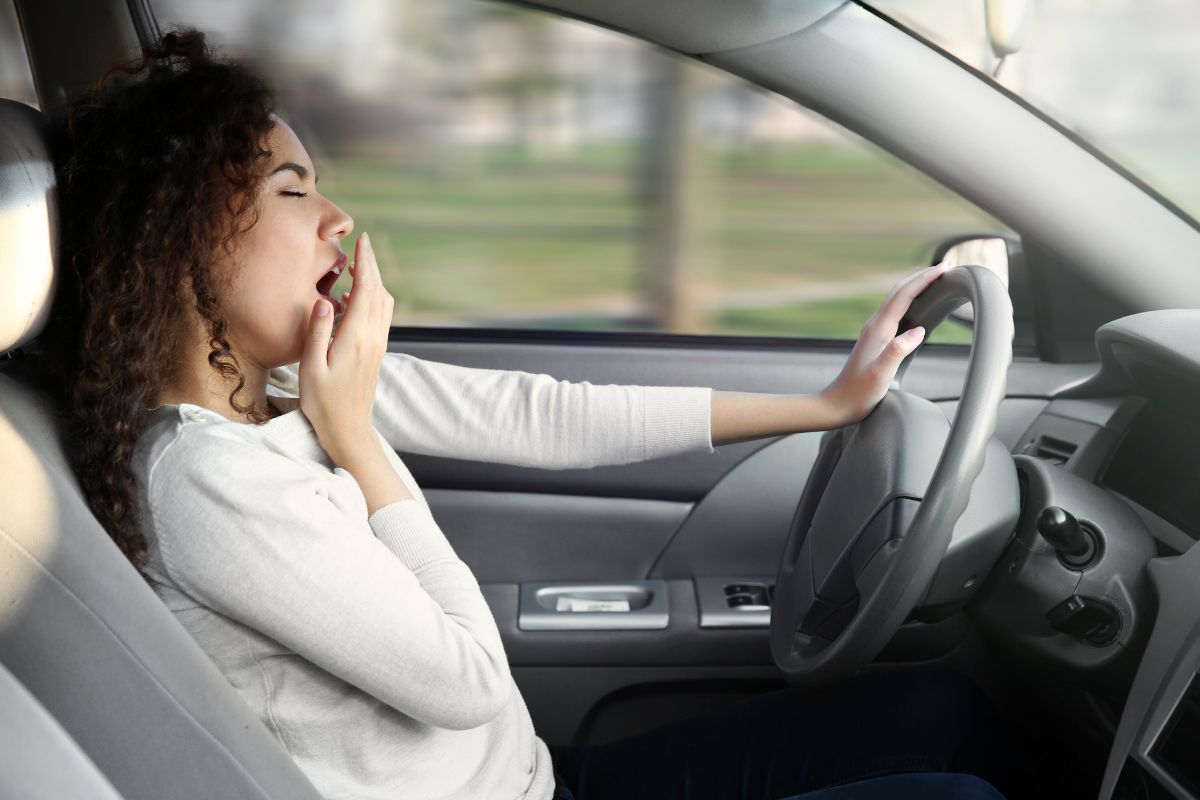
xmin=151 ymin=0 xmax=1006 ymax=344
xmin=868 ymin=0 xmax=1200 ymax=225
xmin=0 ymin=1 xmax=38 ymax=108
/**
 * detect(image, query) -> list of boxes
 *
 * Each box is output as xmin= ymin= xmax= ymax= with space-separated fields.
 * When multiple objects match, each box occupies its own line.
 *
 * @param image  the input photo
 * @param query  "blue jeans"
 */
xmin=548 ymin=667 xmax=1029 ymax=800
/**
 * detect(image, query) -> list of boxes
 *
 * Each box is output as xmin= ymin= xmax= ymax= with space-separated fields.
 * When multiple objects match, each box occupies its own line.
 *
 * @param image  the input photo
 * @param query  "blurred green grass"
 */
xmin=320 ymin=142 xmax=1002 ymax=344
xmin=487 ymin=295 xmax=976 ymax=345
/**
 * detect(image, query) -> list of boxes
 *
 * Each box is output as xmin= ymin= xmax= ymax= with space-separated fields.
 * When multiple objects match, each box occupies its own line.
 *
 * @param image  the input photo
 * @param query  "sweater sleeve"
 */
xmin=267 ymin=353 xmax=714 ymax=469
xmin=147 ymin=429 xmax=511 ymax=731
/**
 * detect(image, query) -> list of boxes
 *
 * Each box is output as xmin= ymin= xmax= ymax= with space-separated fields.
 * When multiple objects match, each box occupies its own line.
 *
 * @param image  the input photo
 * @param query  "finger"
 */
xmin=875 ymin=264 xmax=950 ymax=329
xmin=887 ymin=262 xmax=948 ymax=307
xmin=301 ymin=298 xmax=334 ymax=373
xmin=358 ymin=232 xmax=380 ymax=287
xmin=858 ymin=265 xmax=944 ymax=337
xmin=339 ymin=235 xmax=371 ymax=331
xmin=877 ymin=325 xmax=925 ymax=371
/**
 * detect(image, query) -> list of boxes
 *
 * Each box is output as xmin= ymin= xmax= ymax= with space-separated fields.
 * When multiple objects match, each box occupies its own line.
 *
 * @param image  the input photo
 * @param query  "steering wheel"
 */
xmin=770 ymin=265 xmax=1013 ymax=689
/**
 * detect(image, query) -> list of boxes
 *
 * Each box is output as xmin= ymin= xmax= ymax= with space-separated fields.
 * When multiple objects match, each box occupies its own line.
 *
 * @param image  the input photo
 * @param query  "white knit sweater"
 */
xmin=132 ymin=352 xmax=714 ymax=800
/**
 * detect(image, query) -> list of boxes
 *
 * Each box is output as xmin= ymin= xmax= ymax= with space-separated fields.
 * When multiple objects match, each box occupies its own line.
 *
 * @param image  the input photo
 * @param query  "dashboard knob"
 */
xmin=1036 ymin=506 xmax=1097 ymax=568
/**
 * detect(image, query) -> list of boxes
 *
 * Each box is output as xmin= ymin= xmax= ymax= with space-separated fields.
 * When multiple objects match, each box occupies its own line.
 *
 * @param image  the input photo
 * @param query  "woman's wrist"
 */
xmin=814 ymin=386 xmax=861 ymax=430
xmin=317 ymin=419 xmax=378 ymax=466
xmin=325 ymin=434 xmax=416 ymax=515
xmin=710 ymin=391 xmax=850 ymax=446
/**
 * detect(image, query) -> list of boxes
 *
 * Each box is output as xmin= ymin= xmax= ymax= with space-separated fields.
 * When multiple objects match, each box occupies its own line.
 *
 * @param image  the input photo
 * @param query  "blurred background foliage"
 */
xmin=144 ymin=0 xmax=1010 ymax=343
xmin=18 ymin=0 xmax=1187 ymax=344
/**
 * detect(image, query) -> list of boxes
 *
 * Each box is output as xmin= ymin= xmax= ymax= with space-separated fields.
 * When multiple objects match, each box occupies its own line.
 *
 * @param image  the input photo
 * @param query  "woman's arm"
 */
xmin=710 ymin=391 xmax=844 ymax=446
xmin=270 ymin=355 xmax=714 ymax=468
xmin=269 ymin=267 xmax=945 ymax=463
xmin=331 ymin=433 xmax=415 ymax=516
xmin=711 ymin=263 xmax=947 ymax=445
xmin=148 ymin=428 xmax=511 ymax=730
xmin=370 ymin=354 xmax=714 ymax=468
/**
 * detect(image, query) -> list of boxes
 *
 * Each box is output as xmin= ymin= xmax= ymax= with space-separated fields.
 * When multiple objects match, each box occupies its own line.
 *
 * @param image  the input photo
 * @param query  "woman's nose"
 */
xmin=324 ymin=200 xmax=354 ymax=242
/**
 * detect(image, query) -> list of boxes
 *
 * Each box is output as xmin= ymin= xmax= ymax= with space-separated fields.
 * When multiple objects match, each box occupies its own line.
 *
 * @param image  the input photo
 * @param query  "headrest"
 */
xmin=0 ymin=99 xmax=58 ymax=356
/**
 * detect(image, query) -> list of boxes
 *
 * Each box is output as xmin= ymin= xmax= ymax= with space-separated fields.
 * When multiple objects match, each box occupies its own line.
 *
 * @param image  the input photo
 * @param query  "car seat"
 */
xmin=0 ymin=97 xmax=324 ymax=800
xmin=0 ymin=658 xmax=125 ymax=800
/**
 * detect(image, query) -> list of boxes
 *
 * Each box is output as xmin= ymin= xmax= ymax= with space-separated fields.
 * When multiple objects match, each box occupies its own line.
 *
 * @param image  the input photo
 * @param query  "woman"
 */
xmin=41 ymin=28 xmax=1024 ymax=800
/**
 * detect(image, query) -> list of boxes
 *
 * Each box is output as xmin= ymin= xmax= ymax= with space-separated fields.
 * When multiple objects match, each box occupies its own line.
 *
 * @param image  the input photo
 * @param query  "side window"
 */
xmin=0 ymin=1 xmax=38 ymax=108
xmin=152 ymin=0 xmax=1006 ymax=344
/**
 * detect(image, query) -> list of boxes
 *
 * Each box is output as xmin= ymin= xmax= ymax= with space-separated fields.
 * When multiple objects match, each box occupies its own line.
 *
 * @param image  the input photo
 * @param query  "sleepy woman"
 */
xmin=42 ymin=28 xmax=1027 ymax=800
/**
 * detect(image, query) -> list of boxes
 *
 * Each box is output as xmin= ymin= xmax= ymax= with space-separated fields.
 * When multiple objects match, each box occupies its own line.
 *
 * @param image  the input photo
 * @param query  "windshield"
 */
xmin=867 ymin=0 xmax=1200 ymax=226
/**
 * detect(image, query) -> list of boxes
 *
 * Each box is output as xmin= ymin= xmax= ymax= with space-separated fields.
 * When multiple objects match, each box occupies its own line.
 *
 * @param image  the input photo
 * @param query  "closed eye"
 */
xmin=281 ymin=190 xmax=308 ymax=198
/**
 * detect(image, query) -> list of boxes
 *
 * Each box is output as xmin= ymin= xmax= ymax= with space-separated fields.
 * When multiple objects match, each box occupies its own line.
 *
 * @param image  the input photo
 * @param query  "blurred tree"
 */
xmin=635 ymin=49 xmax=708 ymax=333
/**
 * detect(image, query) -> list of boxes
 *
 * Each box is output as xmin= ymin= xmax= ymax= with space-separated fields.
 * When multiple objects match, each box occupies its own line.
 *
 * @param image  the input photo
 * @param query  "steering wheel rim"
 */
xmin=769 ymin=265 xmax=1014 ymax=688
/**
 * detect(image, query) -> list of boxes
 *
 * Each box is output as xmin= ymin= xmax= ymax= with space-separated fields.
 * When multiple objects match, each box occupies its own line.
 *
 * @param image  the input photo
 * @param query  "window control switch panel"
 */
xmin=697 ymin=577 xmax=775 ymax=628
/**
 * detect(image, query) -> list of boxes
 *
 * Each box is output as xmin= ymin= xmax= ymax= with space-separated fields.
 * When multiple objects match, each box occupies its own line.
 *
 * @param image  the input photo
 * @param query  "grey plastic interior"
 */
xmin=1059 ymin=309 xmax=1200 ymax=403
xmin=972 ymin=455 xmax=1157 ymax=683
xmin=423 ymin=488 xmax=691 ymax=584
xmin=0 ymin=661 xmax=125 ymax=800
xmin=517 ymin=0 xmax=846 ymax=55
xmin=1099 ymin=540 xmax=1200 ymax=800
xmin=519 ymin=580 xmax=669 ymax=630
xmin=918 ymin=435 xmax=1020 ymax=617
xmin=1009 ymin=397 xmax=1144 ymax=483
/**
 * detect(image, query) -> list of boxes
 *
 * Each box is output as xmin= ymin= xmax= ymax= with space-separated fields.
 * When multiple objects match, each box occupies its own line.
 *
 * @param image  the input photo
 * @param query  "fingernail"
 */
xmin=363 ymin=232 xmax=371 ymax=247
xmin=315 ymin=300 xmax=330 ymax=317
xmin=906 ymin=326 xmax=925 ymax=339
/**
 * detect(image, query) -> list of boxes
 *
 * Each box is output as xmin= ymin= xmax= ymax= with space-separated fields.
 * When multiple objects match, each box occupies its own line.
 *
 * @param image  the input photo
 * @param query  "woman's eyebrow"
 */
xmin=269 ymin=161 xmax=319 ymax=185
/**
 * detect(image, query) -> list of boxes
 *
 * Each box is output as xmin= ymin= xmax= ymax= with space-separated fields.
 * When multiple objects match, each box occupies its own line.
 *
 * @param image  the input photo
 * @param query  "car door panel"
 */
xmin=425 ymin=489 xmax=690 ymax=584
xmin=383 ymin=336 xmax=1086 ymax=743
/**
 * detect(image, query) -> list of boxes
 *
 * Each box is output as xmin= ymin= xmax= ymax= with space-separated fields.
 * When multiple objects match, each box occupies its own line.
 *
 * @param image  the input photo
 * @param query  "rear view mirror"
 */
xmin=985 ymin=0 xmax=1033 ymax=77
xmin=985 ymin=0 xmax=1033 ymax=58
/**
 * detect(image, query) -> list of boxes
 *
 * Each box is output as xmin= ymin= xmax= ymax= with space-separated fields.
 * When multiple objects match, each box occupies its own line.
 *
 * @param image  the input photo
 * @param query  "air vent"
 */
xmin=1024 ymin=434 xmax=1078 ymax=465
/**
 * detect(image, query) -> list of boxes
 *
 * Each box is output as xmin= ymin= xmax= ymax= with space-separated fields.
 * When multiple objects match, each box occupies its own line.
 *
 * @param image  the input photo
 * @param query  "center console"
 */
xmin=1101 ymin=540 xmax=1200 ymax=800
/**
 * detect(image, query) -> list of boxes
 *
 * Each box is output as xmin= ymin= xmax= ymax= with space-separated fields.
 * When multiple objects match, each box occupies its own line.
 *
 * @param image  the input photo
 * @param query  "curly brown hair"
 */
xmin=37 ymin=28 xmax=280 ymax=574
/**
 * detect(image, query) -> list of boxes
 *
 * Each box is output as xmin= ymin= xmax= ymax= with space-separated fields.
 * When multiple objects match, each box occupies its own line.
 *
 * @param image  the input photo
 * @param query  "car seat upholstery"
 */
xmin=0 ymin=659 xmax=126 ymax=800
xmin=0 ymin=98 xmax=325 ymax=800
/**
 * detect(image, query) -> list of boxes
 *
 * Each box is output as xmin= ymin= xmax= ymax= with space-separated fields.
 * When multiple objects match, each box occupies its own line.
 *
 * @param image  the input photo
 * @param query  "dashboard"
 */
xmin=1100 ymin=404 xmax=1200 ymax=546
xmin=968 ymin=310 xmax=1200 ymax=800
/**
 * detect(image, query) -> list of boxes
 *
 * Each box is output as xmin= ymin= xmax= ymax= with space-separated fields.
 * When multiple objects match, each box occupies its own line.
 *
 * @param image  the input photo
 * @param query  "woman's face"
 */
xmin=216 ymin=117 xmax=354 ymax=370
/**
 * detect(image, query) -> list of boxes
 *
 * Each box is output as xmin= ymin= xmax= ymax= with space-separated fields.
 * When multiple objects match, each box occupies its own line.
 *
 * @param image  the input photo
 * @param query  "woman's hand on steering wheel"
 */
xmin=819 ymin=263 xmax=950 ymax=427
